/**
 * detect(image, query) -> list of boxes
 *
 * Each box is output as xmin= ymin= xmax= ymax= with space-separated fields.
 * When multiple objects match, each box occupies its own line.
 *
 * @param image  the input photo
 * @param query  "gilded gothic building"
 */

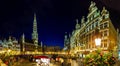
xmin=20 ymin=13 xmax=42 ymax=52
xmin=0 ymin=13 xmax=42 ymax=52
xmin=64 ymin=1 xmax=119 ymax=55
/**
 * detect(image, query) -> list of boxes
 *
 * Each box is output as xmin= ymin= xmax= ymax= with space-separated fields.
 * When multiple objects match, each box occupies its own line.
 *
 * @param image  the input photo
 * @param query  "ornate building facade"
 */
xmin=64 ymin=32 xmax=70 ymax=50
xmin=0 ymin=13 xmax=42 ymax=53
xmin=20 ymin=13 xmax=41 ymax=52
xmin=64 ymin=1 xmax=119 ymax=56
xmin=0 ymin=36 xmax=20 ymax=51
xmin=32 ymin=13 xmax=38 ymax=47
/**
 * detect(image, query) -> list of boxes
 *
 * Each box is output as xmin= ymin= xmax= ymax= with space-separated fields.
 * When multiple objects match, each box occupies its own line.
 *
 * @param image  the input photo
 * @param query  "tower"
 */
xmin=22 ymin=33 xmax=25 ymax=44
xmin=41 ymin=41 xmax=43 ymax=47
xmin=22 ymin=33 xmax=25 ymax=52
xmin=64 ymin=32 xmax=68 ymax=47
xmin=32 ymin=13 xmax=38 ymax=47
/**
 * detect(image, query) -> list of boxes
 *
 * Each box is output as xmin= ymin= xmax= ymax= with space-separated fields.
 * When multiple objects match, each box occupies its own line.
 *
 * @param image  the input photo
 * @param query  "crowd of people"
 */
xmin=0 ymin=54 xmax=22 ymax=66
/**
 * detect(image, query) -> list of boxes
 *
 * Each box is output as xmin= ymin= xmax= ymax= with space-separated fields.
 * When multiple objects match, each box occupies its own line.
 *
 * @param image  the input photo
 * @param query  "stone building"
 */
xmin=64 ymin=1 xmax=119 ymax=56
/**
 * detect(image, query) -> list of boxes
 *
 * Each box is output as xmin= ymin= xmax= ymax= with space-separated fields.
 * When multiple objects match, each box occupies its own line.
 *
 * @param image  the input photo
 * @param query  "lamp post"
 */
xmin=95 ymin=38 xmax=101 ymax=47
xmin=95 ymin=28 xmax=101 ymax=48
xmin=95 ymin=38 xmax=101 ymax=55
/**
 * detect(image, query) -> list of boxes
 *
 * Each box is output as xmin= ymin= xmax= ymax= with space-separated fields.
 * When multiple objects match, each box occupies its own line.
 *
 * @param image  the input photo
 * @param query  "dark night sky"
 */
xmin=0 ymin=0 xmax=120 ymax=48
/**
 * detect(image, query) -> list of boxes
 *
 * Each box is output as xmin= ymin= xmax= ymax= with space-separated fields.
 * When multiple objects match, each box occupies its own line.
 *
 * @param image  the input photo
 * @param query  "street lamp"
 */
xmin=95 ymin=38 xmax=101 ymax=47
xmin=95 ymin=27 xmax=101 ymax=48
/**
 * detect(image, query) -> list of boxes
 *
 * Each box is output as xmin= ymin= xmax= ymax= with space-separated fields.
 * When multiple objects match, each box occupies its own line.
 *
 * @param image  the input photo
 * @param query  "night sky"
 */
xmin=0 ymin=0 xmax=120 ymax=48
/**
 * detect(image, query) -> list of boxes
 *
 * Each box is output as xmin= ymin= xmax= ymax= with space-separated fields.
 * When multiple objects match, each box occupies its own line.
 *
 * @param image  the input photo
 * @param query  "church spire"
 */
xmin=33 ymin=13 xmax=37 ymax=33
xmin=21 ymin=33 xmax=25 ymax=52
xmin=64 ymin=32 xmax=68 ymax=47
xmin=41 ymin=41 xmax=43 ymax=47
xmin=22 ymin=33 xmax=25 ymax=44
xmin=32 ymin=13 xmax=38 ymax=46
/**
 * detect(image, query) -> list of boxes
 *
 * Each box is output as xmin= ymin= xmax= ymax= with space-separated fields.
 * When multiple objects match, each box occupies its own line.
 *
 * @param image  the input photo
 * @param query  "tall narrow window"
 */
xmin=104 ymin=30 xmax=108 ymax=36
xmin=101 ymin=43 xmax=103 ymax=48
xmin=104 ymin=43 xmax=107 ymax=47
xmin=104 ymin=39 xmax=107 ymax=47
xmin=104 ymin=22 xmax=108 ymax=28
xmin=100 ymin=24 xmax=103 ymax=29
xmin=96 ymin=22 xmax=98 ymax=27
xmin=92 ymin=23 xmax=94 ymax=29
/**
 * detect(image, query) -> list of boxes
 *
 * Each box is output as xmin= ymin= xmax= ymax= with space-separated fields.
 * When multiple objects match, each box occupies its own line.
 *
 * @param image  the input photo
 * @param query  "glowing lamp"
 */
xmin=95 ymin=38 xmax=101 ymax=46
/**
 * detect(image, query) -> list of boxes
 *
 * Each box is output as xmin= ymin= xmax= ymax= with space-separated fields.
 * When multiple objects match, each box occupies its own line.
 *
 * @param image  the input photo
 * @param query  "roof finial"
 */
xmin=75 ymin=19 xmax=80 ymax=29
xmin=81 ymin=16 xmax=85 ymax=23
xmin=76 ymin=19 xmax=78 ymax=24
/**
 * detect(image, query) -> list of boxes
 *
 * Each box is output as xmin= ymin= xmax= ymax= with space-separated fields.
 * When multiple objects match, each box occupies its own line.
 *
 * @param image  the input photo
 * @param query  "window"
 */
xmin=95 ymin=22 xmax=98 ymax=27
xmin=103 ymin=39 xmax=107 ymax=47
xmin=104 ymin=39 xmax=107 ymax=43
xmin=90 ymin=26 xmax=92 ymax=30
xmin=88 ymin=27 xmax=89 ymax=31
xmin=101 ymin=43 xmax=103 ymax=47
xmin=104 ymin=22 xmax=108 ymax=28
xmin=104 ymin=43 xmax=107 ymax=47
xmin=92 ymin=23 xmax=94 ymax=29
xmin=105 ymin=14 xmax=109 ymax=18
xmin=100 ymin=24 xmax=103 ymax=29
xmin=104 ymin=30 xmax=108 ymax=36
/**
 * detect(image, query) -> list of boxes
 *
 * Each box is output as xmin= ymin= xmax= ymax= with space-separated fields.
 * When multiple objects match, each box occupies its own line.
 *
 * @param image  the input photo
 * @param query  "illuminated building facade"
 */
xmin=0 ymin=36 xmax=20 ymax=51
xmin=0 ymin=13 xmax=42 ymax=52
xmin=64 ymin=32 xmax=70 ymax=50
xmin=65 ymin=1 xmax=119 ymax=55
xmin=20 ymin=13 xmax=41 ymax=52
xmin=32 ymin=13 xmax=38 ymax=47
xmin=43 ymin=46 xmax=61 ymax=52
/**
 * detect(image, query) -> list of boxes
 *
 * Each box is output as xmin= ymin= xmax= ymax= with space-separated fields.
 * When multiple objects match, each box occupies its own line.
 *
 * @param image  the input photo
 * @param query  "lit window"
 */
xmin=103 ymin=39 xmax=107 ymax=47
xmin=104 ymin=43 xmax=107 ymax=47
xmin=88 ymin=27 xmax=89 ymax=31
xmin=105 ymin=14 xmax=109 ymax=18
xmin=91 ymin=25 xmax=92 ymax=30
xmin=104 ymin=30 xmax=108 ymax=36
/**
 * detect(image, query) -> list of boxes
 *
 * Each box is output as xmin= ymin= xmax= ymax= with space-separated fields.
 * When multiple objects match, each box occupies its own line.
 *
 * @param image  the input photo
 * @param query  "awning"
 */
xmin=34 ymin=56 xmax=49 ymax=59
